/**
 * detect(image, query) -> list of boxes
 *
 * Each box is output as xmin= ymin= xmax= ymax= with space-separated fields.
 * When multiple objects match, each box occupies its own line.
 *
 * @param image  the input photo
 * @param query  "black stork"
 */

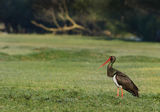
xmin=98 ymin=56 xmax=139 ymax=98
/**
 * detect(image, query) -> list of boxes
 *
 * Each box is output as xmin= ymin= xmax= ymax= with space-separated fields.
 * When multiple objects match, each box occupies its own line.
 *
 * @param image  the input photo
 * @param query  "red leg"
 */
xmin=121 ymin=88 xmax=123 ymax=98
xmin=117 ymin=88 xmax=119 ymax=97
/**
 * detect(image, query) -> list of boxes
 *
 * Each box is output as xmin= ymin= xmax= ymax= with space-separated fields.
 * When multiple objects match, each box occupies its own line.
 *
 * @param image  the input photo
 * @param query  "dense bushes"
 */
xmin=0 ymin=0 xmax=160 ymax=41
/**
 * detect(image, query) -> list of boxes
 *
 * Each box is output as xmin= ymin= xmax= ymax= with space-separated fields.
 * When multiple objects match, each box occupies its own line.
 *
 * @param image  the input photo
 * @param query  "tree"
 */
xmin=125 ymin=0 xmax=160 ymax=16
xmin=32 ymin=0 xmax=85 ymax=34
xmin=0 ymin=0 xmax=34 ymax=33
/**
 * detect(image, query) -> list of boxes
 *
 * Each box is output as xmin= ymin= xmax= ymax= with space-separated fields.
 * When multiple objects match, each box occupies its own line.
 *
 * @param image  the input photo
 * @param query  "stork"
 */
xmin=99 ymin=56 xmax=139 ymax=98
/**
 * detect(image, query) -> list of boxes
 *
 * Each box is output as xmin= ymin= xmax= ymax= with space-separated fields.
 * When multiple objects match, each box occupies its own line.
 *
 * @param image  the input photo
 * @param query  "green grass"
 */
xmin=0 ymin=34 xmax=160 ymax=112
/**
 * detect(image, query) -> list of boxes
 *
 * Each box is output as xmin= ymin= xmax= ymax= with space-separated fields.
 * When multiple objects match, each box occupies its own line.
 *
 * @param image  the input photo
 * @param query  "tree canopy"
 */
xmin=0 ymin=0 xmax=160 ymax=41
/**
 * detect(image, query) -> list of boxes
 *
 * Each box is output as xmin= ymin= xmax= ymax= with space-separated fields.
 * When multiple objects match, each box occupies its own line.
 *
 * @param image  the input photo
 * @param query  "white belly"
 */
xmin=113 ymin=74 xmax=122 ymax=88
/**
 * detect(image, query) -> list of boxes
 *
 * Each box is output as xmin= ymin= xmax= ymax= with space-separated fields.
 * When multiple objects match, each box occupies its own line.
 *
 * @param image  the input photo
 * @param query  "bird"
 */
xmin=98 ymin=56 xmax=139 ymax=98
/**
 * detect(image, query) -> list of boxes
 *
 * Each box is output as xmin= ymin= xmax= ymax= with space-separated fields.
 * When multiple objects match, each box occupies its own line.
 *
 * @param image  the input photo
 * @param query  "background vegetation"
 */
xmin=1 ymin=0 xmax=160 ymax=41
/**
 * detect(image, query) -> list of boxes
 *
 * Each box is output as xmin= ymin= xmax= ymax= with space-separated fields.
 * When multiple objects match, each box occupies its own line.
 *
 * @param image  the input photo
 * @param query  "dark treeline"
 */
xmin=0 ymin=0 xmax=160 ymax=41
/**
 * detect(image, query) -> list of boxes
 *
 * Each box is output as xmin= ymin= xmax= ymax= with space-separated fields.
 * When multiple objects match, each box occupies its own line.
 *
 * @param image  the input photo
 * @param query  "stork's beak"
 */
xmin=98 ymin=57 xmax=111 ymax=69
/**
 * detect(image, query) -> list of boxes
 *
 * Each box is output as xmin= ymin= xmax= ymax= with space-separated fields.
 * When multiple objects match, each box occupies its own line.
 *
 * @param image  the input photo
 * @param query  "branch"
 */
xmin=63 ymin=0 xmax=69 ymax=15
xmin=62 ymin=0 xmax=85 ymax=30
xmin=31 ymin=20 xmax=85 ymax=32
xmin=50 ymin=8 xmax=61 ymax=28
xmin=32 ymin=0 xmax=85 ymax=33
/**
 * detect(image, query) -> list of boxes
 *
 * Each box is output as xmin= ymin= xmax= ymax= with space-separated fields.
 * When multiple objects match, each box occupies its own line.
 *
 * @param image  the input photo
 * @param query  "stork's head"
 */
xmin=110 ymin=56 xmax=116 ymax=63
xmin=98 ymin=56 xmax=116 ymax=69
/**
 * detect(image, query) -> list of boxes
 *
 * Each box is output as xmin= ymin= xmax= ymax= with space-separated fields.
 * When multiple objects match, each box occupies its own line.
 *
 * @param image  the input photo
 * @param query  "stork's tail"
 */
xmin=132 ymin=84 xmax=139 ymax=97
xmin=132 ymin=90 xmax=139 ymax=97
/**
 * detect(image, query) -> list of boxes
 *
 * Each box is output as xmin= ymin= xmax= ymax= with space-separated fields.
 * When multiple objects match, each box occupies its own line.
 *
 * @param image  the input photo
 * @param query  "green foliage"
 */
xmin=69 ymin=0 xmax=92 ymax=15
xmin=1 ymin=0 xmax=160 ymax=41
xmin=123 ymin=12 xmax=160 ymax=41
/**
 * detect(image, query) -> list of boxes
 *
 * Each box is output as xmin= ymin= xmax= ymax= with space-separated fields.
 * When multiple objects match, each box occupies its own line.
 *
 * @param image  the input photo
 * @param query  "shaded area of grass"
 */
xmin=1 ymin=49 xmax=160 ymax=63
xmin=0 ymin=49 xmax=108 ymax=61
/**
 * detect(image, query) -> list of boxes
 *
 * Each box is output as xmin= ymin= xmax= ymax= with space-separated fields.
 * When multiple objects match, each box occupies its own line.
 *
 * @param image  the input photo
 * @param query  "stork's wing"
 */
xmin=116 ymin=72 xmax=139 ymax=97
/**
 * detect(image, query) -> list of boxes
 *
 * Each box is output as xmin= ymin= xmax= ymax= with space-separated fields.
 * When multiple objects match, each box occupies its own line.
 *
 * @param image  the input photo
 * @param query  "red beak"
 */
xmin=98 ymin=57 xmax=111 ymax=69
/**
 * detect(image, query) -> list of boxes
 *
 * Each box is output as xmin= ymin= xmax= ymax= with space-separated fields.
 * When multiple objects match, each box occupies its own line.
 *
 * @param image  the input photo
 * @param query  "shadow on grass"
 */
xmin=1 ymin=49 xmax=160 ymax=63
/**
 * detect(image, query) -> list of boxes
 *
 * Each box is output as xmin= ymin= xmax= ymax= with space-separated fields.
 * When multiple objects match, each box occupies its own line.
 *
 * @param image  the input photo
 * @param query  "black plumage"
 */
xmin=99 ymin=56 xmax=139 ymax=97
xmin=115 ymin=71 xmax=139 ymax=97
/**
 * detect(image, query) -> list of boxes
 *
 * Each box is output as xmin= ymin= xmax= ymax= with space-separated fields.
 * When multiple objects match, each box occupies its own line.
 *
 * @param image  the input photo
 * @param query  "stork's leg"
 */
xmin=121 ymin=88 xmax=123 ymax=98
xmin=117 ymin=88 xmax=119 ymax=97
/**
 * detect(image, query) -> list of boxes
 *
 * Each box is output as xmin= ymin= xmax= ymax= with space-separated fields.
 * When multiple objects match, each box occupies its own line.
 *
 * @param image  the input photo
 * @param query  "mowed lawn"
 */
xmin=0 ymin=34 xmax=160 ymax=112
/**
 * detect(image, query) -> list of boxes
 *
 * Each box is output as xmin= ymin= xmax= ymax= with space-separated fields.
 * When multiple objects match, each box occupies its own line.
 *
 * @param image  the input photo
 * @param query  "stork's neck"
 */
xmin=107 ymin=62 xmax=116 ymax=77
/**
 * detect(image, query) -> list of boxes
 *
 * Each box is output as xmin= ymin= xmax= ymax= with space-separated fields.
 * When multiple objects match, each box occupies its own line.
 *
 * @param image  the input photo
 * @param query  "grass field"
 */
xmin=0 ymin=34 xmax=160 ymax=112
